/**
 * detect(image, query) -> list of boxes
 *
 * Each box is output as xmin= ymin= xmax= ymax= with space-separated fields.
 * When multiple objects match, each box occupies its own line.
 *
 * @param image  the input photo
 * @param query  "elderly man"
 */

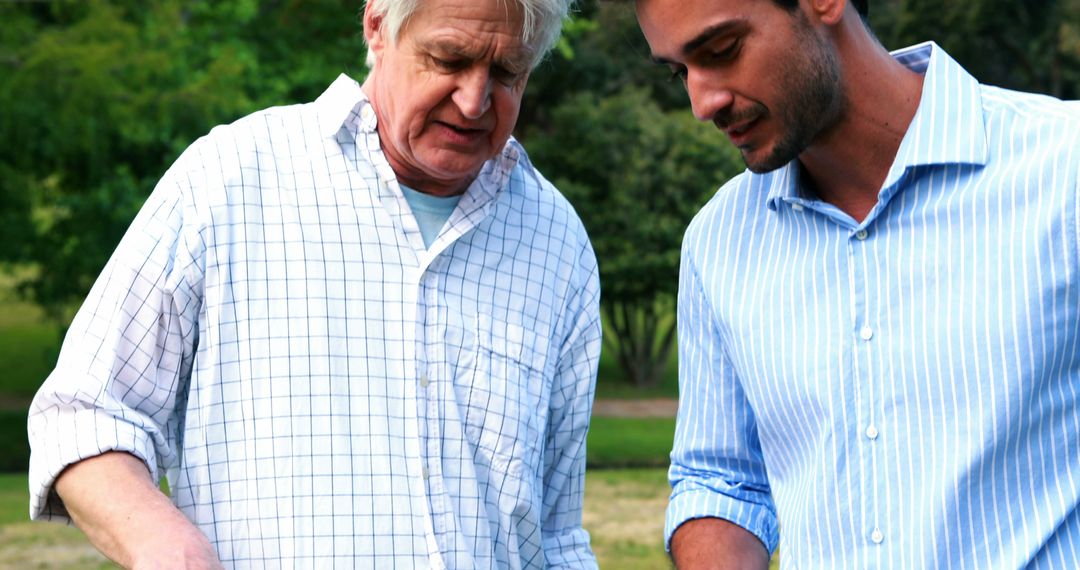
xmin=628 ymin=0 xmax=1080 ymax=568
xmin=27 ymin=0 xmax=600 ymax=568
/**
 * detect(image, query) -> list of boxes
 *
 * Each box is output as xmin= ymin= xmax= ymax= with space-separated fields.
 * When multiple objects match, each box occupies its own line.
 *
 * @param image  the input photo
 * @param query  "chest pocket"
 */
xmin=448 ymin=313 xmax=549 ymax=479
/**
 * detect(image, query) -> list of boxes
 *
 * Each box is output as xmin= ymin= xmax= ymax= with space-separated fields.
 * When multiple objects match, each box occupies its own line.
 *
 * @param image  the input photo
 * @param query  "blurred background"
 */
xmin=0 ymin=0 xmax=1077 ymax=567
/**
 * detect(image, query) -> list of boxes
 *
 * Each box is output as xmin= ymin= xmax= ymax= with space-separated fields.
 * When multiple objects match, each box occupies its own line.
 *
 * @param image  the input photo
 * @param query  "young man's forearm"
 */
xmin=54 ymin=451 xmax=222 ymax=569
xmin=670 ymin=517 xmax=770 ymax=570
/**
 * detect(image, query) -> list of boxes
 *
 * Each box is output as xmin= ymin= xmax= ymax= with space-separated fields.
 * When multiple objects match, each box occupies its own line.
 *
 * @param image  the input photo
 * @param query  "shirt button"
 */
xmin=361 ymin=106 xmax=374 ymax=121
xmin=871 ymin=528 xmax=884 ymax=544
xmin=422 ymin=466 xmax=430 ymax=480
xmin=420 ymin=375 xmax=430 ymax=388
xmin=791 ymin=203 xmax=805 ymax=212
xmin=859 ymin=326 xmax=874 ymax=341
xmin=855 ymin=229 xmax=869 ymax=240
xmin=865 ymin=425 xmax=879 ymax=440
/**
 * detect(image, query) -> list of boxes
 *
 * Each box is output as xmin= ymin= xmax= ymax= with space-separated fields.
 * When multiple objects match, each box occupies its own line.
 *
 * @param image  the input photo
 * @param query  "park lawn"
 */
xmin=587 ymin=416 xmax=676 ymax=469
xmin=0 ymin=473 xmax=28 ymax=526
xmin=0 ymin=298 xmax=59 ymax=401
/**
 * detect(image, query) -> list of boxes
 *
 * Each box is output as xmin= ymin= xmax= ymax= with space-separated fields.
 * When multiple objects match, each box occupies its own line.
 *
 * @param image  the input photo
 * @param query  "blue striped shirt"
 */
xmin=667 ymin=42 xmax=1080 ymax=568
xmin=29 ymin=74 xmax=601 ymax=569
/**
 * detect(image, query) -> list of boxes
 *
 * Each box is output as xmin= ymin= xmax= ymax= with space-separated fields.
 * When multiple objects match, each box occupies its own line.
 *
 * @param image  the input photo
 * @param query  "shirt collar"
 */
xmin=766 ymin=41 xmax=989 ymax=210
xmin=315 ymin=73 xmax=372 ymax=139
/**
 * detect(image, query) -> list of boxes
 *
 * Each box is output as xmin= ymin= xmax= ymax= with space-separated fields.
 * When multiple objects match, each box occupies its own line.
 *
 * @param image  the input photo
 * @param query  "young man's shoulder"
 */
xmin=980 ymin=85 xmax=1080 ymax=139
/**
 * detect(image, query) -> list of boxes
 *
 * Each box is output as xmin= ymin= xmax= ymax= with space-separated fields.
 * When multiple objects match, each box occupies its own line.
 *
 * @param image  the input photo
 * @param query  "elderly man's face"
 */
xmin=364 ymin=0 xmax=536 ymax=196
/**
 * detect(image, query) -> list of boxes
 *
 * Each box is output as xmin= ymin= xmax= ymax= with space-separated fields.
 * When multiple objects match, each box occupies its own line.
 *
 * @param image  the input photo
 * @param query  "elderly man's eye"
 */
xmin=432 ymin=56 xmax=466 ymax=71
xmin=492 ymin=66 xmax=525 ymax=85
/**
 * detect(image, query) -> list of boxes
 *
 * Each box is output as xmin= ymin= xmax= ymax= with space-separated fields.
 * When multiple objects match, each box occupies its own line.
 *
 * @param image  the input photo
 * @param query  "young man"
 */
xmin=632 ymin=0 xmax=1080 ymax=567
xmin=28 ymin=0 xmax=601 ymax=567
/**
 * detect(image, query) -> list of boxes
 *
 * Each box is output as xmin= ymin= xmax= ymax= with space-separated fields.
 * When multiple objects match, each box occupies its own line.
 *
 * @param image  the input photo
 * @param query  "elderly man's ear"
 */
xmin=363 ymin=6 xmax=386 ymax=57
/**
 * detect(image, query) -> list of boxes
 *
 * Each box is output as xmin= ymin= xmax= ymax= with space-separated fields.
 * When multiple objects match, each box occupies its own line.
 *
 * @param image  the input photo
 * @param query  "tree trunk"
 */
xmin=602 ymin=299 xmax=678 ymax=388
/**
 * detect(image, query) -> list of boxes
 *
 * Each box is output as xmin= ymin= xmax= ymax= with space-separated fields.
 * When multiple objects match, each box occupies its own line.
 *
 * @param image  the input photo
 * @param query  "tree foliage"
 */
xmin=521 ymin=2 xmax=743 ymax=388
xmin=525 ymin=86 xmax=742 ymax=386
xmin=0 ymin=0 xmax=366 ymax=319
xmin=1 ymin=0 xmax=1076 ymax=389
xmin=874 ymin=0 xmax=1080 ymax=98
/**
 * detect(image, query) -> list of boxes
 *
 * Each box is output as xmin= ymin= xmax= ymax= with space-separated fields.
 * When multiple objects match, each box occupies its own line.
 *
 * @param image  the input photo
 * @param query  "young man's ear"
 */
xmin=806 ymin=0 xmax=847 ymax=26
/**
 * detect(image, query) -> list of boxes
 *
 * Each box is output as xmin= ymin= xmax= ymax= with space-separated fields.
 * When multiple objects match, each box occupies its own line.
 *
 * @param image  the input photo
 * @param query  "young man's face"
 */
xmin=636 ymin=0 xmax=845 ymax=173
xmin=364 ymin=0 xmax=537 ymax=195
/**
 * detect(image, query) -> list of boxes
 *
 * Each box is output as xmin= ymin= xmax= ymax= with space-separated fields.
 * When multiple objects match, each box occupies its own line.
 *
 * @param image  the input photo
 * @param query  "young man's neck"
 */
xmin=798 ymin=25 xmax=924 ymax=223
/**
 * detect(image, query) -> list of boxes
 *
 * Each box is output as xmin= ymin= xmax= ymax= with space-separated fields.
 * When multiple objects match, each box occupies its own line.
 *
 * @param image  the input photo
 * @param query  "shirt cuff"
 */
xmin=664 ymin=485 xmax=780 ymax=555
xmin=28 ymin=407 xmax=160 ymax=523
xmin=543 ymin=527 xmax=599 ymax=569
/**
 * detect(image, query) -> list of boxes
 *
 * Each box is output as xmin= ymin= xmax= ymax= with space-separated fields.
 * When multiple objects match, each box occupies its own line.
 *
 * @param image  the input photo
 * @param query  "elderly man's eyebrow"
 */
xmin=651 ymin=19 xmax=747 ymax=64
xmin=420 ymin=38 xmax=534 ymax=68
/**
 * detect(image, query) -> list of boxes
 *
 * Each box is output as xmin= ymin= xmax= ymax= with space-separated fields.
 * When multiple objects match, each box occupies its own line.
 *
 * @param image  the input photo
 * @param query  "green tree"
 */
xmin=525 ymin=87 xmax=742 ymax=387
xmin=523 ymin=2 xmax=744 ymax=388
xmin=519 ymin=1 xmax=688 ymax=134
xmin=0 ymin=0 xmax=366 ymax=320
xmin=875 ymin=0 xmax=1080 ymax=98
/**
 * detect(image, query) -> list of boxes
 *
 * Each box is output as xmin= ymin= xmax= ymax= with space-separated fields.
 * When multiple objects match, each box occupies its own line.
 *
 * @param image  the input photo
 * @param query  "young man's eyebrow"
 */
xmin=652 ymin=19 xmax=747 ymax=64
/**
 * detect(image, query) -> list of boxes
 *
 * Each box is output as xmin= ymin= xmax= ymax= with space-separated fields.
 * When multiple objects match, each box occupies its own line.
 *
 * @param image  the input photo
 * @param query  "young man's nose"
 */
xmin=687 ymin=70 xmax=736 ymax=123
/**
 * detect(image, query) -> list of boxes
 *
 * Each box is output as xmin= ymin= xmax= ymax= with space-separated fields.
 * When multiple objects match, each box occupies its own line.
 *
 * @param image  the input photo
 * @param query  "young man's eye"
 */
xmin=711 ymin=41 xmax=741 ymax=62
xmin=667 ymin=66 xmax=687 ymax=83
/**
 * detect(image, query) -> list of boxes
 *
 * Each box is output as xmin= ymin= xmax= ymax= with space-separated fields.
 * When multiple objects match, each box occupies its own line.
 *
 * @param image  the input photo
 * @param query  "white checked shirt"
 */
xmin=28 ymin=74 xmax=601 ymax=569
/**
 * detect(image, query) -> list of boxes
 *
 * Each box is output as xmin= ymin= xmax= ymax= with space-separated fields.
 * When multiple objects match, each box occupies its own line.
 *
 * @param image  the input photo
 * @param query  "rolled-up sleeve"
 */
xmin=664 ymin=244 xmax=778 ymax=554
xmin=27 ymin=154 xmax=206 ymax=522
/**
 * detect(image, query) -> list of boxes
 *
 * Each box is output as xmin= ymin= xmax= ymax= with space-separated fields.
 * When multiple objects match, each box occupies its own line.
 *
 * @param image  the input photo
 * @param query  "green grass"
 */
xmin=0 ymin=299 xmax=59 ymax=400
xmin=0 ymin=474 xmax=112 ymax=569
xmin=0 ymin=273 xmax=62 ymax=474
xmin=0 ymin=267 xmax=63 ymax=402
xmin=587 ymin=416 xmax=675 ymax=469
xmin=584 ymin=467 xmax=673 ymax=569
xmin=0 ymin=473 xmax=29 ymax=526
xmin=0 ymin=410 xmax=30 ymax=473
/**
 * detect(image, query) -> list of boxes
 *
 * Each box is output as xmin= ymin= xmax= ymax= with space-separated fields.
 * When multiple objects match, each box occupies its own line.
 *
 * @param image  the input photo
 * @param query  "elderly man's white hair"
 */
xmin=363 ymin=0 xmax=573 ymax=70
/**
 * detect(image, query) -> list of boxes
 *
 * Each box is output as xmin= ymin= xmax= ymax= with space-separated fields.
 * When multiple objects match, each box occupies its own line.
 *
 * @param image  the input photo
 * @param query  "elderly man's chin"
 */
xmin=413 ymin=143 xmax=500 ymax=188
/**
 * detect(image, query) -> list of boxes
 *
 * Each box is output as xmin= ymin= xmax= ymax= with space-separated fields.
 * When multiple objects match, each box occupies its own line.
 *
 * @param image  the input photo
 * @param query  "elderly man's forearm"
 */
xmin=54 ymin=451 xmax=222 ymax=569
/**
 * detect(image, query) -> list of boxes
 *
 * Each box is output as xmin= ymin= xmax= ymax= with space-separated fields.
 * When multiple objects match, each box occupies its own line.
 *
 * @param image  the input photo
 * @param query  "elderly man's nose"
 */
xmin=454 ymin=70 xmax=493 ymax=119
